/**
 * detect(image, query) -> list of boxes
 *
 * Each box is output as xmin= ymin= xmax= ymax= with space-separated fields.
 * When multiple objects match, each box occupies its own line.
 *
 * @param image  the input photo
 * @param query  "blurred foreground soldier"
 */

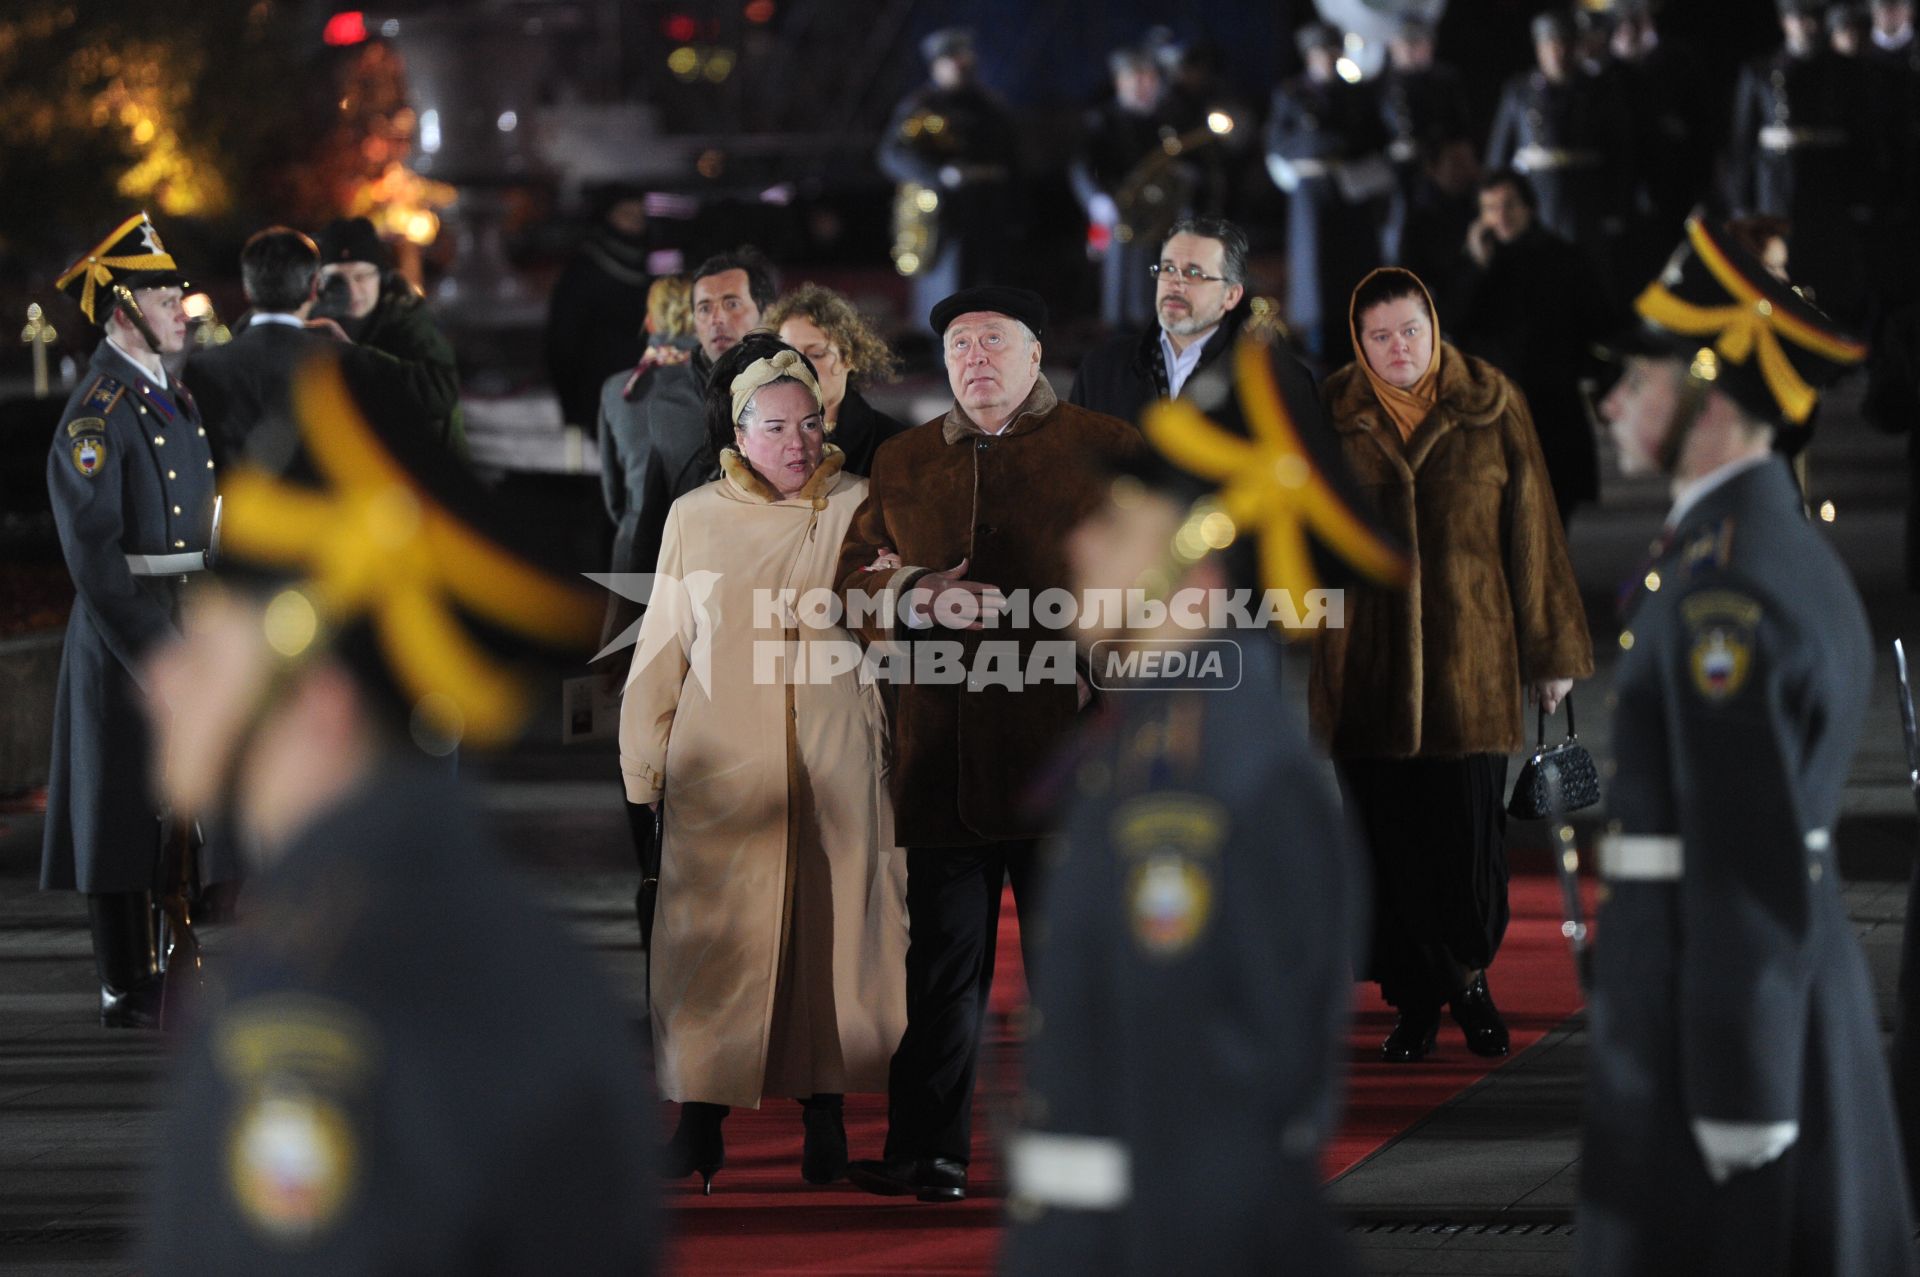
xmin=315 ymin=217 xmax=466 ymax=453
xmin=44 ymin=213 xmax=217 ymax=1029
xmin=1265 ymin=23 xmax=1392 ymax=361
xmin=879 ymin=29 xmax=1020 ymax=321
xmin=1070 ymin=45 xmax=1175 ymax=331
xmin=546 ymin=184 xmax=653 ymax=437
xmin=1583 ymin=215 xmax=1915 ymax=1275
xmin=1000 ymin=331 xmax=1410 ymax=1275
xmin=1069 ymin=217 xmax=1252 ymax=424
xmin=1486 ymin=11 xmax=1633 ymax=263
xmin=1728 ymin=1 xmax=1876 ymax=323
xmin=140 ymin=360 xmax=655 ymax=1274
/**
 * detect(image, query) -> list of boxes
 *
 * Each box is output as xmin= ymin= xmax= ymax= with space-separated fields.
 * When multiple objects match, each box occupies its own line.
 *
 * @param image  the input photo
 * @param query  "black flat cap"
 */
xmin=930 ymin=286 xmax=1047 ymax=339
xmin=316 ymin=216 xmax=393 ymax=271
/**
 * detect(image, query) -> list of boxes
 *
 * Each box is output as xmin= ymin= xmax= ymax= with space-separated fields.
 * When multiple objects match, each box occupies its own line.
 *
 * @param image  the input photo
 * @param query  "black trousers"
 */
xmin=1340 ymin=755 xmax=1510 ymax=1010
xmin=883 ymin=839 xmax=1041 ymax=1165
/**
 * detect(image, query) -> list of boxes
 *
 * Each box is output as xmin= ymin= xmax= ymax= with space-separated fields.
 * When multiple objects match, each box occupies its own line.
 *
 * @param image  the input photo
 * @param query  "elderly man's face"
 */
xmin=944 ymin=311 xmax=1041 ymax=423
xmin=693 ymin=268 xmax=761 ymax=361
xmin=319 ymin=261 xmax=382 ymax=320
xmin=1601 ymin=355 xmax=1683 ymax=476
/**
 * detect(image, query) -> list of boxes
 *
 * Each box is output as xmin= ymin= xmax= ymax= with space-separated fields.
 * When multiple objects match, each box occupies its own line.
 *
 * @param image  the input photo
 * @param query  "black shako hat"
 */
xmin=929 ymin=286 xmax=1048 ymax=340
xmin=1630 ymin=213 xmax=1865 ymax=428
xmin=315 ymin=216 xmax=393 ymax=271
xmin=55 ymin=212 xmax=189 ymax=324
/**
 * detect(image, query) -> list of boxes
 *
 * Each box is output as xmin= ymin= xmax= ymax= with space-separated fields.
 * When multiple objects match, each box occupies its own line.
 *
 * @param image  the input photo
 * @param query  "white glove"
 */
xmin=1087 ymin=193 xmax=1119 ymax=227
xmin=1690 ymin=1118 xmax=1798 ymax=1185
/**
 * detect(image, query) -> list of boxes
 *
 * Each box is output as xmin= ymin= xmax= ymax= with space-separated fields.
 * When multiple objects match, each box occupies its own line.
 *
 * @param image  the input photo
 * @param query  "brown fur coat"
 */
xmin=1311 ymin=344 xmax=1593 ymax=758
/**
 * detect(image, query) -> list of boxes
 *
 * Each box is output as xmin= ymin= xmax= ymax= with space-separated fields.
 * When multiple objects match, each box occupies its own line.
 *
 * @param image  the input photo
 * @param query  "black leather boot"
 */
xmin=1450 ymin=972 xmax=1511 ymax=1057
xmin=799 ymin=1094 xmax=847 ymax=1184
xmin=88 ymin=892 xmax=161 ymax=1030
xmin=664 ymin=1101 xmax=728 ymax=1194
xmin=1381 ymin=1002 xmax=1442 ymax=1063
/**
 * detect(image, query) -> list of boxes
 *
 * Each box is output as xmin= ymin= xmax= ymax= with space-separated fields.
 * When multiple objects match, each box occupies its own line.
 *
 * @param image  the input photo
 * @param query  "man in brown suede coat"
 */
xmin=836 ymin=286 xmax=1139 ymax=1201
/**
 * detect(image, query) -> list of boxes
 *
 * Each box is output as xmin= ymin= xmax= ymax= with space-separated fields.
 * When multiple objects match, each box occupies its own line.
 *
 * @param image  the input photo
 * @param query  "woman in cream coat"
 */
xmin=620 ymin=333 xmax=907 ymax=1192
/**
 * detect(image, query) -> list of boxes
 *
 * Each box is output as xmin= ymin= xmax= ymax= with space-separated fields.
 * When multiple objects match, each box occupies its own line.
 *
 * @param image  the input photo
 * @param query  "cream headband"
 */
xmin=730 ymin=348 xmax=822 ymax=425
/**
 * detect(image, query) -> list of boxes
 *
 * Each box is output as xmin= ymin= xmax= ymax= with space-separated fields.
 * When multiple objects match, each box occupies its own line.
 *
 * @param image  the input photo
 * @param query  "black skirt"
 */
xmin=1339 ymin=754 xmax=1510 ymax=1008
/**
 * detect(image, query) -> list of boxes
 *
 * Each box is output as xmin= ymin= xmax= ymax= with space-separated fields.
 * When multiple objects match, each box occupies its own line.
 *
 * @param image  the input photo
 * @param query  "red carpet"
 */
xmin=663 ymin=870 xmax=1585 ymax=1274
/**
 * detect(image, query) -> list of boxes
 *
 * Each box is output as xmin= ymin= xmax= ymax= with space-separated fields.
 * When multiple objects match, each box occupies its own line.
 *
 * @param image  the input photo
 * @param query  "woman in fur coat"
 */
xmin=620 ymin=333 xmax=908 ymax=1190
xmin=1313 ymin=267 xmax=1593 ymax=1063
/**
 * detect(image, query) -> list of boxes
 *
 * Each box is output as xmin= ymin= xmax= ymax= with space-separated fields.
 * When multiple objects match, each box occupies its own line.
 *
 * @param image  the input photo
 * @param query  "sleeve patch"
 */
xmin=1112 ymin=793 xmax=1226 ymax=959
xmin=1682 ymin=590 xmax=1761 ymax=702
xmin=70 ymin=436 xmax=107 ymax=477
xmin=66 ymin=415 xmax=106 ymax=438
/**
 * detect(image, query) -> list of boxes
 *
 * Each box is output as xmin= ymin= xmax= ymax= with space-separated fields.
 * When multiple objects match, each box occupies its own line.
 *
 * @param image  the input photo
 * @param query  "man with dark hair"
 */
xmin=1069 ymin=217 xmax=1260 ymax=425
xmin=1450 ymin=168 xmax=1620 ymax=525
xmin=314 ymin=217 xmax=465 ymax=453
xmin=618 ymin=247 xmax=778 ymax=585
xmin=44 ymin=213 xmax=219 ymax=1028
xmin=188 ymin=228 xmax=427 ymax=465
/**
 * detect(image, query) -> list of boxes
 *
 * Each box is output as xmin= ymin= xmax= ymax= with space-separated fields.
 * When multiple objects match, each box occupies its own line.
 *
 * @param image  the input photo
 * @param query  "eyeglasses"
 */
xmin=1149 ymin=263 xmax=1229 ymax=284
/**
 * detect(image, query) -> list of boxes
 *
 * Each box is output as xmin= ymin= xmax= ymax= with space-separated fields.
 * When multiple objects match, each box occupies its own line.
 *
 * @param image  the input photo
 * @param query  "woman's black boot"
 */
xmin=664 ymin=1101 xmax=729 ymax=1194
xmin=799 ymin=1093 xmax=847 ymax=1184
xmin=1450 ymin=972 xmax=1511 ymax=1057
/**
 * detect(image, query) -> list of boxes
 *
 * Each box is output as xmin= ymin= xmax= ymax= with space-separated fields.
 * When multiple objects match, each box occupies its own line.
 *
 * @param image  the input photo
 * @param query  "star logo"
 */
xmin=138 ymin=216 xmax=165 ymax=256
xmin=583 ymin=570 xmax=724 ymax=696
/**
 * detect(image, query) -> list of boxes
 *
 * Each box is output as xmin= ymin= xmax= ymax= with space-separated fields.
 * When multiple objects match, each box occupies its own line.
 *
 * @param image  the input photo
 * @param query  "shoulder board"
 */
xmin=1679 ymin=516 xmax=1735 ymax=579
xmin=81 ymin=375 xmax=125 ymax=414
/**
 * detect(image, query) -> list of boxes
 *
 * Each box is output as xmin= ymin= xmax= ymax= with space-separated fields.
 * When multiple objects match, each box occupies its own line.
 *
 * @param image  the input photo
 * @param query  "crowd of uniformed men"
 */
xmin=28 ymin=1 xmax=1920 ymax=1272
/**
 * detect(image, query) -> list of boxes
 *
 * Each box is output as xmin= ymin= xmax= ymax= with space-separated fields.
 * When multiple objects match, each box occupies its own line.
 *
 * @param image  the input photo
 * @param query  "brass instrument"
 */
xmin=1111 ymin=114 xmax=1236 ymax=250
xmin=892 ymin=180 xmax=943 ymax=278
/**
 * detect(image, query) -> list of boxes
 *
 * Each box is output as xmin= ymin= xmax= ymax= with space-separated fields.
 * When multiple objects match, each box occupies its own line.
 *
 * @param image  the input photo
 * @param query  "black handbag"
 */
xmin=1507 ymin=693 xmax=1601 ymax=820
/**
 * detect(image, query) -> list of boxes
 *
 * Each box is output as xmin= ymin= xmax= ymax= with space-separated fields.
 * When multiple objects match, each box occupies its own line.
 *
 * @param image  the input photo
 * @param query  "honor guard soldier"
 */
xmin=1486 ymin=11 xmax=1635 ymax=267
xmin=1583 ymin=214 xmax=1917 ymax=1274
xmin=1376 ymin=17 xmax=1473 ymax=266
xmin=1070 ymin=44 xmax=1179 ymax=331
xmin=1265 ymin=22 xmax=1393 ymax=360
xmin=139 ymin=360 xmax=656 ymax=1273
xmin=43 ymin=213 xmax=222 ymax=1029
xmin=878 ymin=28 xmax=1020 ymax=325
xmin=1729 ymin=0 xmax=1879 ymax=322
xmin=1000 ymin=332 xmax=1411 ymax=1274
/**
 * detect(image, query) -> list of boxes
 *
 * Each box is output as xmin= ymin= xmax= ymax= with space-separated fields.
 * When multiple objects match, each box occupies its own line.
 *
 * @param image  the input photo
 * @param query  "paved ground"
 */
xmin=1 ymin=382 xmax=1916 ymax=1274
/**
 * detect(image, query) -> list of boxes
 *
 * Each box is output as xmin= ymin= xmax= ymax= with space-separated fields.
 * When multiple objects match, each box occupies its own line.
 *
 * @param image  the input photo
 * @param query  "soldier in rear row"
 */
xmin=1584 ymin=213 xmax=1916 ymax=1274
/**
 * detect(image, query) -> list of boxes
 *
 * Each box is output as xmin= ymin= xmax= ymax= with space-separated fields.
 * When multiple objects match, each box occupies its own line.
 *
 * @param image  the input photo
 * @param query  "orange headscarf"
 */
xmin=1349 ymin=267 xmax=1442 ymax=444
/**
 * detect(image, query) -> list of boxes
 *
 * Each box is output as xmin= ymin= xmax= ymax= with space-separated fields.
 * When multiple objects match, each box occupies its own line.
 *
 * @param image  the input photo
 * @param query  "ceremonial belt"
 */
xmin=1598 ymin=828 xmax=1830 ymax=881
xmin=1287 ymin=158 xmax=1333 ymax=178
xmin=1387 ymin=138 xmax=1420 ymax=163
xmin=1008 ymin=1131 xmax=1131 ymax=1210
xmin=126 ymin=550 xmax=208 ymax=576
xmin=1758 ymin=125 xmax=1849 ymax=152
xmin=1513 ymin=145 xmax=1602 ymax=171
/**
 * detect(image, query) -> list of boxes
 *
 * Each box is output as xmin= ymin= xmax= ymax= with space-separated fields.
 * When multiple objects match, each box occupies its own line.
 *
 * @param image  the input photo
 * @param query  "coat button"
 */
xmin=167 ymin=469 xmax=176 ymax=479
xmin=205 ymin=460 xmax=214 ymax=469
xmin=196 ymin=427 xmax=206 ymax=437
xmin=1643 ymin=571 xmax=1660 ymax=592
xmin=138 ymin=405 xmax=148 ymax=415
xmin=173 ymin=539 xmax=186 ymax=549
xmin=976 ymin=523 xmax=995 ymax=536
xmin=976 ymin=439 xmax=990 ymax=452
xmin=172 ymin=505 xmax=181 ymax=515
xmin=153 ymin=435 xmax=164 ymax=446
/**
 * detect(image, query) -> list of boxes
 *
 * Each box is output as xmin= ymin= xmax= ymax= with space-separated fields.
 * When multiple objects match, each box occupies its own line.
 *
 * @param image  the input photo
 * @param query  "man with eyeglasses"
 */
xmin=1071 ymin=218 xmax=1289 ymax=427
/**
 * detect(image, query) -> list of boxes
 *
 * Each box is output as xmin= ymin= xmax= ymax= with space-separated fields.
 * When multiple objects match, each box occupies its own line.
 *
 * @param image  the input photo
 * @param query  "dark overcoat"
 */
xmin=1580 ymin=457 xmax=1917 ymax=1276
xmin=42 ymin=341 xmax=217 ymax=893
xmin=1000 ymin=639 xmax=1361 ymax=1276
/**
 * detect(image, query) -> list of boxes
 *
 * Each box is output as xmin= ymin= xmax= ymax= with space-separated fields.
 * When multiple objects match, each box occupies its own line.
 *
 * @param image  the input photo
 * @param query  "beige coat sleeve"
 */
xmin=619 ymin=501 xmax=695 ymax=804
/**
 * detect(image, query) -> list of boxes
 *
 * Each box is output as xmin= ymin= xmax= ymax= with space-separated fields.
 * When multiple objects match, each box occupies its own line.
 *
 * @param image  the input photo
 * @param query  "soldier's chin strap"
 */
xmin=109 ymin=284 xmax=165 ymax=356
xmin=1656 ymin=358 xmax=1718 ymax=477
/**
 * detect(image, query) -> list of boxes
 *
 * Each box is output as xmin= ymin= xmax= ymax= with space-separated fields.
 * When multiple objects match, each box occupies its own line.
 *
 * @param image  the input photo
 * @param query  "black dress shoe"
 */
xmin=799 ymin=1095 xmax=847 ymax=1184
xmin=1381 ymin=1003 xmax=1441 ymax=1062
xmin=663 ymin=1102 xmax=728 ymax=1194
xmin=914 ymin=1157 xmax=967 ymax=1203
xmin=99 ymin=979 xmax=162 ymax=1030
xmin=1450 ymin=973 xmax=1511 ymax=1057
xmin=845 ymin=1155 xmax=968 ymax=1202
